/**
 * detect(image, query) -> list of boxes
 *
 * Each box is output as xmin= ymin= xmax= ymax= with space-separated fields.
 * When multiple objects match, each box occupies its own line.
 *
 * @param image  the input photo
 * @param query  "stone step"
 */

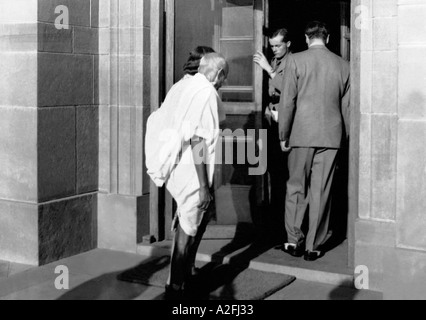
xmin=137 ymin=240 xmax=355 ymax=289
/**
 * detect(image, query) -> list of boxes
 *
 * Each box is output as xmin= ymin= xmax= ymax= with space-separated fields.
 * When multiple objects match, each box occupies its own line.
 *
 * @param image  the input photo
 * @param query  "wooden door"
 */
xmin=162 ymin=0 xmax=265 ymax=239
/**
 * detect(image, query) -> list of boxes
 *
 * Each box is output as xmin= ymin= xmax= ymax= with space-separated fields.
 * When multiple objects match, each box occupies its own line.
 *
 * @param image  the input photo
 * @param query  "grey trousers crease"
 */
xmin=167 ymin=206 xmax=212 ymax=289
xmin=285 ymin=147 xmax=338 ymax=251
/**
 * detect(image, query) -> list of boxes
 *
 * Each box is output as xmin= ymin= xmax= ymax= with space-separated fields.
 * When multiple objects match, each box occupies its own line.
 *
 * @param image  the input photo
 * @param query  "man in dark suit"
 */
xmin=278 ymin=21 xmax=350 ymax=261
xmin=254 ymin=29 xmax=292 ymax=243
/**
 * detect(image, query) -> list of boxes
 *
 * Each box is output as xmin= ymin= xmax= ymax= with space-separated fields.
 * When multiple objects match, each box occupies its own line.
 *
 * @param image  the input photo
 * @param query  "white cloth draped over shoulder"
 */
xmin=145 ymin=73 xmax=225 ymax=236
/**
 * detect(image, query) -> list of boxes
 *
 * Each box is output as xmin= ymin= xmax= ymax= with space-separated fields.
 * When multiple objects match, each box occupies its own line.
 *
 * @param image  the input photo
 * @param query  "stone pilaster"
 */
xmin=97 ymin=0 xmax=151 ymax=252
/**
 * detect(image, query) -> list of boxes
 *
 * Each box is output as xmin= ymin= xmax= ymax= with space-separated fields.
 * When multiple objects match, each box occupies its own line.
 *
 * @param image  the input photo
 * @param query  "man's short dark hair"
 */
xmin=305 ymin=21 xmax=329 ymax=41
xmin=271 ymin=28 xmax=290 ymax=43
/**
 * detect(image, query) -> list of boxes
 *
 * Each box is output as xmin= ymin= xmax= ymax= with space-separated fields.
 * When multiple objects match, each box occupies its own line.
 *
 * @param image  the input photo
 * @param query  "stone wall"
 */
xmin=0 ymin=0 xmax=99 ymax=265
xmin=354 ymin=0 xmax=426 ymax=297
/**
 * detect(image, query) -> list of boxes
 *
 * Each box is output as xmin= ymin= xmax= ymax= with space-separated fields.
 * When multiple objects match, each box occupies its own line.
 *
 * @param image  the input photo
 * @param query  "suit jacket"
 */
xmin=278 ymin=45 xmax=350 ymax=149
xmin=268 ymin=53 xmax=291 ymax=110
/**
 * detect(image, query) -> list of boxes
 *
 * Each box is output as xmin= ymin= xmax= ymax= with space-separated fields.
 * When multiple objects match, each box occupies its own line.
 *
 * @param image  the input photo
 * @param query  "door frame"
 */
xmin=264 ymin=0 xmax=356 ymax=269
xmin=151 ymin=0 xmax=356 ymax=269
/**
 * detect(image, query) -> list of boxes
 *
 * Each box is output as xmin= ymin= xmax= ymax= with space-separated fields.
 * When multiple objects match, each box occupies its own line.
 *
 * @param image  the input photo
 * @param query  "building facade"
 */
xmin=0 ymin=0 xmax=425 ymax=299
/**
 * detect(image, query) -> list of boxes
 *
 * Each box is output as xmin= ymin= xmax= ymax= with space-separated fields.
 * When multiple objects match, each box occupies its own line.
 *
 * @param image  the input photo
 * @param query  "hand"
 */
xmin=254 ymin=51 xmax=273 ymax=73
xmin=198 ymin=186 xmax=213 ymax=212
xmin=280 ymin=140 xmax=291 ymax=153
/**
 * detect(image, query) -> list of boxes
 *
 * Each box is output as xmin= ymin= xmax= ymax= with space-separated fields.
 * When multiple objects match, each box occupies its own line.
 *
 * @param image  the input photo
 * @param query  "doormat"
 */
xmin=117 ymin=256 xmax=296 ymax=300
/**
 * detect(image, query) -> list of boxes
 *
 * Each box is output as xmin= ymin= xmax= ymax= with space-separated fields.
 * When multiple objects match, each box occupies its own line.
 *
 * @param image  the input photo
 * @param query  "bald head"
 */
xmin=199 ymin=53 xmax=229 ymax=89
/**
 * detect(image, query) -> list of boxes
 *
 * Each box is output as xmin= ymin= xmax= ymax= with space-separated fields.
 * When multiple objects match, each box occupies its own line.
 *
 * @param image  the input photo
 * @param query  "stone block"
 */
xmin=118 ymin=28 xmax=133 ymax=54
xmin=0 ymin=23 xmax=38 ymax=52
xmin=355 ymin=219 xmax=396 ymax=247
xmin=358 ymin=113 xmax=371 ymax=219
xmin=135 ymin=0 xmax=144 ymax=28
xmin=373 ymin=17 xmax=397 ymax=51
xmin=396 ymin=121 xmax=426 ymax=250
xmin=0 ymin=0 xmax=37 ymax=23
xmin=91 ymin=0 xmax=99 ymax=27
xmin=398 ymin=4 xmax=426 ymax=45
xmin=360 ymin=51 xmax=372 ymax=114
xmin=383 ymin=247 xmax=426 ymax=299
xmin=110 ymin=27 xmax=119 ymax=53
xmin=372 ymin=51 xmax=397 ymax=114
xmin=118 ymin=106 xmax=132 ymax=195
xmin=98 ymin=193 xmax=137 ymax=253
xmin=135 ymin=28 xmax=143 ymax=56
xmin=144 ymin=0 xmax=151 ymax=27
xmin=119 ymin=0 xmax=132 ymax=28
xmin=73 ymin=26 xmax=98 ymax=54
xmin=355 ymin=220 xmax=396 ymax=292
xmin=38 ymin=22 xmax=73 ymax=53
xmin=110 ymin=0 xmax=119 ymax=28
xmin=373 ymin=0 xmax=397 ymax=17
xmin=98 ymin=0 xmax=111 ymax=28
xmin=98 ymin=55 xmax=110 ymax=105
xmin=110 ymin=51 xmax=119 ymax=106
xmin=354 ymin=241 xmax=384 ymax=292
xmin=38 ymin=194 xmax=97 ymax=265
xmin=0 ymin=200 xmax=38 ymax=265
xmin=38 ymin=0 xmax=91 ymax=27
xmin=98 ymin=27 xmax=110 ymax=55
xmin=0 ymin=107 xmax=37 ymax=202
xmin=38 ymin=53 xmax=94 ymax=107
xmin=0 ymin=53 xmax=37 ymax=107
xmin=371 ymin=115 xmax=397 ymax=221
xmin=134 ymin=55 xmax=144 ymax=106
xmin=118 ymin=56 xmax=133 ymax=106
xmin=359 ymin=0 xmax=373 ymax=52
xmin=38 ymin=107 xmax=76 ymax=202
xmin=76 ymin=106 xmax=99 ymax=194
xmin=143 ymin=27 xmax=150 ymax=55
xmin=110 ymin=106 xmax=119 ymax=193
xmin=94 ymin=55 xmax=99 ymax=105
xmin=143 ymin=55 xmax=151 ymax=106
xmin=398 ymin=47 xmax=426 ymax=120
xmin=99 ymin=105 xmax=110 ymax=193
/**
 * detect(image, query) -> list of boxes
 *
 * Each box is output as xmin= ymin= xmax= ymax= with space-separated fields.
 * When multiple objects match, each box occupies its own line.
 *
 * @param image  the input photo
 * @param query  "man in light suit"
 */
xmin=278 ymin=21 xmax=350 ymax=261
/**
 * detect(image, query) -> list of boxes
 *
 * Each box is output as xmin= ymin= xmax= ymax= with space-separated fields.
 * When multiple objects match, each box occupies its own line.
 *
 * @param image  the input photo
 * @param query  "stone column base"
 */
xmin=98 ymin=193 xmax=149 ymax=254
xmin=0 ymin=193 xmax=97 ymax=266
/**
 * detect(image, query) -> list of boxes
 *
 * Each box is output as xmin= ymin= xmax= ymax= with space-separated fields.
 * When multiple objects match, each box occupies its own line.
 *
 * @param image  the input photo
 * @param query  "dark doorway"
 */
xmin=267 ymin=0 xmax=350 ymax=58
xmin=266 ymin=0 xmax=352 ymax=265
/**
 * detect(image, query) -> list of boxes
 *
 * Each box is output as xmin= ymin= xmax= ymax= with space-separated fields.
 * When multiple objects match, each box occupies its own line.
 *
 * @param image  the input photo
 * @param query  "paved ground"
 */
xmin=0 ymin=245 xmax=382 ymax=300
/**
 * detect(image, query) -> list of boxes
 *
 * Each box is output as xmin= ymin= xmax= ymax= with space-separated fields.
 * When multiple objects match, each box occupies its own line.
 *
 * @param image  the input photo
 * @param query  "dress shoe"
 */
xmin=304 ymin=250 xmax=322 ymax=261
xmin=274 ymin=244 xmax=284 ymax=250
xmin=164 ymin=284 xmax=185 ymax=300
xmin=281 ymin=243 xmax=304 ymax=257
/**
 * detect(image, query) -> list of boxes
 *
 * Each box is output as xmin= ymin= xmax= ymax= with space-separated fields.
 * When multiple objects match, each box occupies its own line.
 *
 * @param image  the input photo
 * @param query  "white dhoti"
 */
xmin=153 ymin=73 xmax=224 ymax=237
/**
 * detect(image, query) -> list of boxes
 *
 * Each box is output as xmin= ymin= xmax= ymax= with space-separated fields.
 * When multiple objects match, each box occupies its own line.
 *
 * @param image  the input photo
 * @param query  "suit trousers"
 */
xmin=167 ymin=206 xmax=212 ymax=290
xmin=285 ymin=147 xmax=338 ymax=251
